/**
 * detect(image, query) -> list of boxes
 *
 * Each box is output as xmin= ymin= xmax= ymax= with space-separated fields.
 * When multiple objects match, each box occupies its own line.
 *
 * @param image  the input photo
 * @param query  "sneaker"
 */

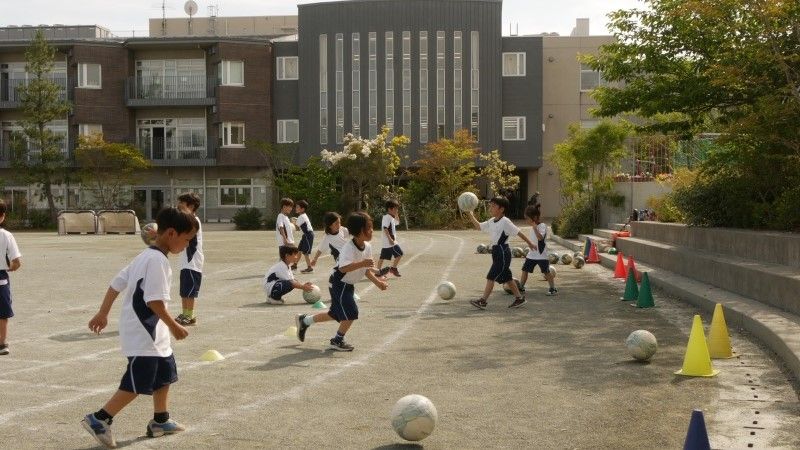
xmin=518 ymin=285 xmax=526 ymax=293
xmin=81 ymin=413 xmax=116 ymax=448
xmin=378 ymin=267 xmax=390 ymax=276
xmin=295 ymin=314 xmax=309 ymax=342
xmin=508 ymin=296 xmax=527 ymax=308
xmin=146 ymin=418 xmax=186 ymax=438
xmin=0 ymin=344 xmax=8 ymax=355
xmin=469 ymin=298 xmax=488 ymax=310
xmin=300 ymin=267 xmax=314 ymax=274
xmin=389 ymin=267 xmax=402 ymax=277
xmin=546 ymin=288 xmax=559 ymax=296
xmin=175 ymin=314 xmax=196 ymax=326
xmin=265 ymin=297 xmax=285 ymax=305
xmin=329 ymin=338 xmax=354 ymax=352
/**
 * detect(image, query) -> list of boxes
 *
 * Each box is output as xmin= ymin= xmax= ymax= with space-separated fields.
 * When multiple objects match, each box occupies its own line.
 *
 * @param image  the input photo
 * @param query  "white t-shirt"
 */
xmin=296 ymin=213 xmax=313 ymax=234
xmin=317 ymin=227 xmax=350 ymax=255
xmin=0 ymin=228 xmax=22 ymax=270
xmin=275 ymin=213 xmax=295 ymax=246
xmin=479 ymin=216 xmax=520 ymax=246
xmin=335 ymin=239 xmax=372 ymax=285
xmin=110 ymin=247 xmax=172 ymax=357
xmin=180 ymin=217 xmax=204 ymax=272
xmin=263 ymin=260 xmax=294 ymax=293
xmin=381 ymin=214 xmax=399 ymax=249
xmin=526 ymin=223 xmax=549 ymax=260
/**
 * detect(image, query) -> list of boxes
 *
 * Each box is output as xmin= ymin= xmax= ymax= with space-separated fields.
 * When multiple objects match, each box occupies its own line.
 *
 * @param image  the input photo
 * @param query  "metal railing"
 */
xmin=0 ymin=75 xmax=68 ymax=104
xmin=617 ymin=134 xmax=715 ymax=182
xmin=137 ymin=136 xmax=211 ymax=161
xmin=126 ymin=75 xmax=216 ymax=101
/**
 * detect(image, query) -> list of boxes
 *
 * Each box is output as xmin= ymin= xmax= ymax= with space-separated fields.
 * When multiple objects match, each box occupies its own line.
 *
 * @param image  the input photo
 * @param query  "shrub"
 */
xmin=232 ymin=207 xmax=263 ymax=230
xmin=552 ymin=196 xmax=594 ymax=238
xmin=646 ymin=195 xmax=684 ymax=223
xmin=770 ymin=185 xmax=800 ymax=232
xmin=27 ymin=209 xmax=56 ymax=230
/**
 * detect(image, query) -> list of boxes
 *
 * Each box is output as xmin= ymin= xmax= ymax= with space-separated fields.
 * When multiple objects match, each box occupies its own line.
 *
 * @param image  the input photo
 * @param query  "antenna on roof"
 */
xmin=184 ymin=0 xmax=198 ymax=35
xmin=161 ymin=0 xmax=167 ymax=36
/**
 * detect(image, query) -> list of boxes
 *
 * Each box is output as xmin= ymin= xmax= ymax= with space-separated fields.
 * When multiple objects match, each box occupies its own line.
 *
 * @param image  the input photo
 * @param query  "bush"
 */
xmin=27 ymin=209 xmax=56 ymax=230
xmin=646 ymin=195 xmax=684 ymax=223
xmin=552 ymin=196 xmax=594 ymax=238
xmin=770 ymin=185 xmax=800 ymax=232
xmin=232 ymin=207 xmax=263 ymax=230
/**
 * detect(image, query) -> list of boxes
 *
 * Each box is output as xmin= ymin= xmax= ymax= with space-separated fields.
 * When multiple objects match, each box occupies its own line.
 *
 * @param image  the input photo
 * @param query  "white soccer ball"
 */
xmin=626 ymin=329 xmax=658 ymax=361
xmin=477 ymin=244 xmax=487 ymax=254
xmin=140 ymin=222 xmax=158 ymax=246
xmin=437 ymin=281 xmax=456 ymax=300
xmin=548 ymin=253 xmax=560 ymax=264
xmin=457 ymin=192 xmax=479 ymax=212
xmin=561 ymin=253 xmax=573 ymax=265
xmin=391 ymin=394 xmax=438 ymax=441
xmin=512 ymin=247 xmax=524 ymax=258
xmin=542 ymin=266 xmax=557 ymax=280
xmin=573 ymin=256 xmax=585 ymax=269
xmin=302 ymin=285 xmax=321 ymax=304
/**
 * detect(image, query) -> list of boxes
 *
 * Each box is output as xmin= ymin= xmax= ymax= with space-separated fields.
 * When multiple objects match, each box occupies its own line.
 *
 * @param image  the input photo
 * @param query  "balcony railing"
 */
xmin=125 ymin=75 xmax=217 ymax=107
xmin=137 ymin=137 xmax=216 ymax=166
xmin=0 ymin=75 xmax=68 ymax=108
xmin=0 ymin=144 xmax=70 ymax=168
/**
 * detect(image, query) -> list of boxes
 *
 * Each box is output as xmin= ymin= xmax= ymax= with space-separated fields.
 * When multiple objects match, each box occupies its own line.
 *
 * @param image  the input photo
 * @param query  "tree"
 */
xmin=75 ymin=134 xmax=150 ymax=209
xmin=11 ymin=30 xmax=72 ymax=221
xmin=275 ymin=156 xmax=340 ymax=223
xmin=479 ymin=150 xmax=520 ymax=198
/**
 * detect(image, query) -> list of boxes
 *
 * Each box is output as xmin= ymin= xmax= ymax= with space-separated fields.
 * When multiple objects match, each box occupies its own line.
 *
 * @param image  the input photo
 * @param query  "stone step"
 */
xmin=608 ymin=222 xmax=628 ymax=230
xmin=616 ymin=236 xmax=800 ymax=317
xmin=592 ymin=228 xmax=617 ymax=239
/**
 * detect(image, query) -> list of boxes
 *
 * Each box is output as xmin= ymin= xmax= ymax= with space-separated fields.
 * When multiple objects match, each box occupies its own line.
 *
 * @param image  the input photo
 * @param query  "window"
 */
xmin=368 ymin=32 xmax=377 ymax=138
xmin=77 ymin=63 xmax=101 ymax=88
xmin=218 ymin=61 xmax=244 ymax=86
xmin=436 ymin=31 xmax=446 ymax=140
xmin=219 ymin=178 xmax=252 ymax=207
xmin=276 ymin=56 xmax=298 ymax=80
xmin=470 ymin=31 xmax=479 ymax=138
xmin=352 ymin=33 xmax=361 ymax=138
xmin=502 ymin=52 xmax=526 ymax=77
xmin=402 ymin=31 xmax=411 ymax=133
xmin=419 ymin=31 xmax=428 ymax=144
xmin=79 ymin=124 xmax=103 ymax=137
xmin=502 ymin=117 xmax=526 ymax=141
xmin=319 ymin=34 xmax=328 ymax=145
xmin=453 ymin=31 xmax=462 ymax=131
xmin=335 ymin=33 xmax=344 ymax=144
xmin=219 ymin=122 xmax=245 ymax=147
xmin=385 ymin=32 xmax=394 ymax=137
xmin=277 ymin=119 xmax=299 ymax=143
xmin=580 ymin=63 xmax=605 ymax=91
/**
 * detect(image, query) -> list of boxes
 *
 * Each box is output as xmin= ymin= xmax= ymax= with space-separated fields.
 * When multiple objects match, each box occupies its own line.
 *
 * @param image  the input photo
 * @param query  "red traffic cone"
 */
xmin=627 ymin=255 xmax=642 ymax=282
xmin=586 ymin=239 xmax=601 ymax=263
xmin=613 ymin=252 xmax=626 ymax=278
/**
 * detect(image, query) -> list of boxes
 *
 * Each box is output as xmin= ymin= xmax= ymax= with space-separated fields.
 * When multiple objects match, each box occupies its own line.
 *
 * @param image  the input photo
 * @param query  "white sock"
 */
xmin=303 ymin=315 xmax=315 ymax=326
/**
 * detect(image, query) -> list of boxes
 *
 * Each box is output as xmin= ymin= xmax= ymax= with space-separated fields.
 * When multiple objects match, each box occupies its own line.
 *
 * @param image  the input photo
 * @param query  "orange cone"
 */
xmin=586 ymin=240 xmax=601 ymax=263
xmin=627 ymin=255 xmax=642 ymax=282
xmin=613 ymin=252 xmax=626 ymax=278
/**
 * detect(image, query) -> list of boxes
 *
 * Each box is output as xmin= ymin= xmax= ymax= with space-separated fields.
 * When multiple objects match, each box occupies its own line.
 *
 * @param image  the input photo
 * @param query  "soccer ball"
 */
xmin=302 ymin=285 xmax=321 ymax=304
xmin=391 ymin=394 xmax=438 ymax=441
xmin=542 ymin=266 xmax=557 ymax=280
xmin=457 ymin=192 xmax=479 ymax=212
xmin=477 ymin=244 xmax=487 ymax=254
xmin=572 ymin=256 xmax=585 ymax=268
xmin=548 ymin=253 xmax=560 ymax=264
xmin=140 ymin=222 xmax=158 ymax=246
xmin=561 ymin=253 xmax=573 ymax=265
xmin=503 ymin=278 xmax=523 ymax=295
xmin=626 ymin=330 xmax=658 ymax=361
xmin=608 ymin=247 xmax=618 ymax=255
xmin=512 ymin=247 xmax=524 ymax=258
xmin=437 ymin=282 xmax=456 ymax=300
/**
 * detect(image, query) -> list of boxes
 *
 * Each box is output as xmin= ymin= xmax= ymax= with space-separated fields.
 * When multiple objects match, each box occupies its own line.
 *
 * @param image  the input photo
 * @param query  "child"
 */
xmin=377 ymin=199 xmax=403 ymax=277
xmin=175 ymin=192 xmax=204 ymax=326
xmin=81 ymin=207 xmax=198 ymax=448
xmin=275 ymin=197 xmax=296 ymax=270
xmin=466 ymin=196 xmax=536 ymax=309
xmin=519 ymin=205 xmax=557 ymax=296
xmin=310 ymin=211 xmax=350 ymax=267
xmin=294 ymin=211 xmax=388 ymax=351
xmin=0 ymin=199 xmax=22 ymax=356
xmin=263 ymin=245 xmax=314 ymax=305
xmin=294 ymin=200 xmax=315 ymax=273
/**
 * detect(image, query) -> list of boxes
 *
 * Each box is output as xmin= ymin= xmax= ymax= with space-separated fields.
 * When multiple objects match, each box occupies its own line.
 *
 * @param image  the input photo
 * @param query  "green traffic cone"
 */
xmin=621 ymin=268 xmax=639 ymax=301
xmin=636 ymin=272 xmax=655 ymax=308
xmin=312 ymin=300 xmax=326 ymax=309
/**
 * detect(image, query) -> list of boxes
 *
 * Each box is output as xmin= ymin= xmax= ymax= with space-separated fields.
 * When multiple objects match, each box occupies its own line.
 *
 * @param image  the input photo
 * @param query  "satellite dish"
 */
xmin=184 ymin=0 xmax=198 ymax=17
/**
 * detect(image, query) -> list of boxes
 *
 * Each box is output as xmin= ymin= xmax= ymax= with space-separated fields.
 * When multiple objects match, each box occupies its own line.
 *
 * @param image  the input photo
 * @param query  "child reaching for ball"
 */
xmin=294 ymin=211 xmax=388 ymax=351
xmin=519 ymin=205 xmax=557 ymax=296
xmin=263 ymin=245 xmax=314 ymax=305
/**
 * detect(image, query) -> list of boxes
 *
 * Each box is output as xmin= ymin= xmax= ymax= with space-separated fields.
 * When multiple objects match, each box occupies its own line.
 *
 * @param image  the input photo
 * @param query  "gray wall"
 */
xmin=501 ymin=36 xmax=543 ymax=169
xmin=297 ymin=0 xmax=502 ymax=162
xmin=273 ymin=40 xmax=300 ymax=134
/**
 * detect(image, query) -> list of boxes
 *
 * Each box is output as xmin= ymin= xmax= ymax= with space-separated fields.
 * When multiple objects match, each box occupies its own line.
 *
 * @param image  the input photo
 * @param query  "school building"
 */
xmin=0 ymin=0 xmax=612 ymax=222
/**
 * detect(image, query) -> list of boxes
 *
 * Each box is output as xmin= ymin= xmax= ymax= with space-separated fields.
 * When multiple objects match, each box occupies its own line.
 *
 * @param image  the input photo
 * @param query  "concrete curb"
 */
xmin=549 ymin=232 xmax=800 ymax=384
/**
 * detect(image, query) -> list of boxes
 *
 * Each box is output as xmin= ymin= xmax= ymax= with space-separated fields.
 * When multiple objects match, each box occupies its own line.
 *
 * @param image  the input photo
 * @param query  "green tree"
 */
xmin=479 ymin=150 xmax=520 ymax=198
xmin=275 ymin=157 xmax=340 ymax=223
xmin=11 ymin=30 xmax=72 ymax=222
xmin=75 ymin=134 xmax=151 ymax=209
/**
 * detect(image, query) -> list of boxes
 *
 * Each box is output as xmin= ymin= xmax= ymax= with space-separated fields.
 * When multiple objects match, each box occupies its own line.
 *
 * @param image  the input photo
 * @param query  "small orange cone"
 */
xmin=708 ymin=303 xmax=734 ymax=359
xmin=613 ymin=252 xmax=626 ymax=278
xmin=586 ymin=240 xmax=601 ymax=263
xmin=627 ymin=255 xmax=642 ymax=282
xmin=675 ymin=315 xmax=719 ymax=377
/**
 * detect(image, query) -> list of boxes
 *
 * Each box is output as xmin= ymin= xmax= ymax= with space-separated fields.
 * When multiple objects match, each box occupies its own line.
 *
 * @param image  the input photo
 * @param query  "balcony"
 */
xmin=0 ymin=75 xmax=68 ymax=109
xmin=137 ymin=137 xmax=216 ymax=166
xmin=0 ymin=144 xmax=70 ymax=168
xmin=125 ymin=76 xmax=217 ymax=108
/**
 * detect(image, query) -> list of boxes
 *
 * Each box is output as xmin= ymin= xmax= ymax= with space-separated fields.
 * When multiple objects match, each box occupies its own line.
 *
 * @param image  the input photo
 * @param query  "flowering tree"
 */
xmin=479 ymin=150 xmax=520 ymax=198
xmin=321 ymin=127 xmax=409 ymax=212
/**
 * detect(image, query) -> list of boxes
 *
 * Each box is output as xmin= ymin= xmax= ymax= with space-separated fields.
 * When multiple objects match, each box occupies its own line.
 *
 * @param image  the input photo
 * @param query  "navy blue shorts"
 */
xmin=268 ymin=279 xmax=295 ymax=300
xmin=299 ymin=233 xmax=314 ymax=254
xmin=379 ymin=245 xmax=404 ymax=260
xmin=522 ymin=258 xmax=550 ymax=274
xmin=118 ymin=354 xmax=178 ymax=395
xmin=328 ymin=275 xmax=358 ymax=322
xmin=179 ymin=269 xmax=202 ymax=298
xmin=487 ymin=244 xmax=513 ymax=284
xmin=0 ymin=271 xmax=12 ymax=319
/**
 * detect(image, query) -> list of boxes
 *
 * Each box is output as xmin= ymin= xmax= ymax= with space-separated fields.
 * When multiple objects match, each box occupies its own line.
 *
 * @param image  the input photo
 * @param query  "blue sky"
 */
xmin=1 ymin=0 xmax=645 ymax=37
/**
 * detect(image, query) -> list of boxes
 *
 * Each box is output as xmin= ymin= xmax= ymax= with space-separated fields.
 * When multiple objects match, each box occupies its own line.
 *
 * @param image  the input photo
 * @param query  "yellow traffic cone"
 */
xmin=201 ymin=349 xmax=225 ymax=362
xmin=675 ymin=315 xmax=719 ymax=377
xmin=708 ymin=303 xmax=734 ymax=359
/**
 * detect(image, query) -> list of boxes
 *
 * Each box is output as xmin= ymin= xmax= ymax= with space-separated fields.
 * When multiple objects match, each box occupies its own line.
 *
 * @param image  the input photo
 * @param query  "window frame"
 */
xmin=580 ymin=63 xmax=605 ymax=91
xmin=277 ymin=119 xmax=299 ymax=143
xmin=218 ymin=178 xmax=253 ymax=207
xmin=502 ymin=52 xmax=526 ymax=77
xmin=219 ymin=121 xmax=245 ymax=147
xmin=78 ymin=124 xmax=103 ymax=137
xmin=218 ymin=61 xmax=244 ymax=86
xmin=77 ymin=63 xmax=102 ymax=89
xmin=276 ymin=56 xmax=299 ymax=80
xmin=502 ymin=116 xmax=526 ymax=141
